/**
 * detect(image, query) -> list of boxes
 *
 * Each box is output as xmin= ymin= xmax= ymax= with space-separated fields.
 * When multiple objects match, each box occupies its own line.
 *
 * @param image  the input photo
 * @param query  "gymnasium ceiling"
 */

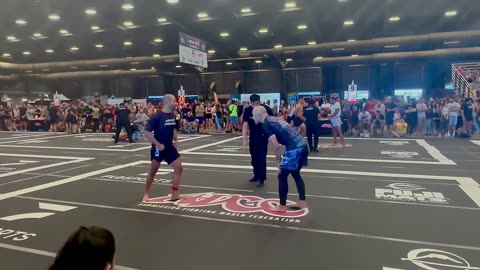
xmin=1 ymin=0 xmax=480 ymax=72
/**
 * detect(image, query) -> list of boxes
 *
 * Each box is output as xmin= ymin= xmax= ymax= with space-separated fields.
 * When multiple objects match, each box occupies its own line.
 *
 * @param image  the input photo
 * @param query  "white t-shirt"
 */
xmin=330 ymin=102 xmax=341 ymax=118
xmin=448 ymin=102 xmax=461 ymax=117
xmin=375 ymin=104 xmax=386 ymax=115
xmin=320 ymin=103 xmax=331 ymax=110
xmin=416 ymin=103 xmax=427 ymax=118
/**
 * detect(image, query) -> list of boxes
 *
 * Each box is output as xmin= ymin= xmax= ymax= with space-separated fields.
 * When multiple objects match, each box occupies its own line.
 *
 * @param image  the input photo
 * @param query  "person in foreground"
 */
xmin=143 ymin=94 xmax=183 ymax=202
xmin=49 ymin=226 xmax=115 ymax=270
xmin=252 ymin=106 xmax=308 ymax=212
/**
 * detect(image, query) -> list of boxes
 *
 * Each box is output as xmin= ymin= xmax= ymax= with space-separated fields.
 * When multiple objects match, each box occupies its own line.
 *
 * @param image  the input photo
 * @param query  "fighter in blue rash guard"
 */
xmin=143 ymin=94 xmax=183 ymax=202
xmin=253 ymin=106 xmax=309 ymax=212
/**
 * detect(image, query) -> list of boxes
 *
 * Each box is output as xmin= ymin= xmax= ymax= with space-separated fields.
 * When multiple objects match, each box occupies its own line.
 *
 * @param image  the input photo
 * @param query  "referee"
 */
xmin=242 ymin=94 xmax=273 ymax=187
xmin=114 ymin=103 xmax=134 ymax=144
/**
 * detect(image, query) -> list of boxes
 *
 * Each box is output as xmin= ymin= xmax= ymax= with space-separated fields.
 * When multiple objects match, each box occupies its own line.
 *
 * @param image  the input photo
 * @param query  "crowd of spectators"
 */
xmin=0 ymin=95 xmax=478 ymax=139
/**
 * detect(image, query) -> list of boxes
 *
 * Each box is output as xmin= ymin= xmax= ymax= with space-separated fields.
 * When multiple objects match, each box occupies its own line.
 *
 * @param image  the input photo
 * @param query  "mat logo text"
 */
xmin=383 ymin=248 xmax=479 ymax=270
xmin=375 ymin=183 xmax=448 ymax=204
xmin=144 ymin=192 xmax=309 ymax=218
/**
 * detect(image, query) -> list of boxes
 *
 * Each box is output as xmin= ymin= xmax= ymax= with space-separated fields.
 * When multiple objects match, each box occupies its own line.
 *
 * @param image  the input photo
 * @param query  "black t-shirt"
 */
xmin=19 ymin=108 xmax=26 ymax=117
xmin=48 ymin=107 xmax=58 ymax=119
xmin=115 ymin=107 xmax=131 ymax=122
xmin=238 ymin=105 xmax=244 ymax=117
xmin=243 ymin=105 xmax=273 ymax=138
xmin=426 ymin=105 xmax=433 ymax=119
xmin=303 ymin=106 xmax=320 ymax=126
xmin=186 ymin=115 xmax=196 ymax=122
xmin=462 ymin=103 xmax=474 ymax=120
xmin=146 ymin=112 xmax=177 ymax=146
xmin=386 ymin=103 xmax=396 ymax=120
xmin=405 ymin=104 xmax=416 ymax=119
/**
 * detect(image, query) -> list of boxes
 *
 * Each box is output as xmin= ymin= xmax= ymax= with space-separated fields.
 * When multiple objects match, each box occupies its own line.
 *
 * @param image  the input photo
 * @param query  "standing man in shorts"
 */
xmin=252 ymin=106 xmax=308 ymax=212
xmin=195 ymin=102 xmax=205 ymax=133
xmin=329 ymin=97 xmax=345 ymax=147
xmin=143 ymin=94 xmax=183 ymax=202
xmin=448 ymin=98 xmax=461 ymax=137
xmin=48 ymin=102 xmax=59 ymax=134
xmin=229 ymin=100 xmax=239 ymax=133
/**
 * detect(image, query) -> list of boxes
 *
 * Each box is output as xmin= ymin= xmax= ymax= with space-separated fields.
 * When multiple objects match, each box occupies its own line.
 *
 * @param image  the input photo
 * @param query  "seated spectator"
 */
xmin=371 ymin=110 xmax=386 ymax=136
xmin=358 ymin=108 xmax=372 ymax=137
xmin=49 ymin=226 xmax=115 ymax=270
xmin=182 ymin=111 xmax=198 ymax=134
xmin=392 ymin=117 xmax=408 ymax=138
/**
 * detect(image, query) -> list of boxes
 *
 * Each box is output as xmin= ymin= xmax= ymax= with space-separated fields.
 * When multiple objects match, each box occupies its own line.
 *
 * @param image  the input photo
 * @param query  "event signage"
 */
xmin=348 ymin=80 xmax=357 ymax=101
xmin=179 ymin=32 xmax=208 ymax=68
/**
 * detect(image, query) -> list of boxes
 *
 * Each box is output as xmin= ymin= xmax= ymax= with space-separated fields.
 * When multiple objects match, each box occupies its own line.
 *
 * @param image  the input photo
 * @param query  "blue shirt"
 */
xmin=145 ymin=112 xmax=177 ymax=146
xmin=262 ymin=116 xmax=306 ymax=151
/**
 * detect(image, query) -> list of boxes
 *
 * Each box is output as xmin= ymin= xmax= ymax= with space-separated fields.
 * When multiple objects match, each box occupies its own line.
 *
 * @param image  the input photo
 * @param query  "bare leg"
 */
xmin=170 ymin=158 xmax=184 ymax=201
xmin=143 ymin=160 xmax=160 ymax=202
xmin=336 ymin=127 xmax=345 ymax=147
xmin=331 ymin=128 xmax=337 ymax=145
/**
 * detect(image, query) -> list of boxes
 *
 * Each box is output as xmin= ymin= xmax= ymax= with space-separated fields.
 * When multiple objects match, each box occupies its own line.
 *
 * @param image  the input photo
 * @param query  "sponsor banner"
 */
xmin=179 ymin=32 xmax=208 ymax=68
xmin=107 ymin=98 xmax=124 ymax=105
xmin=375 ymin=183 xmax=448 ymax=204
xmin=383 ymin=248 xmax=479 ymax=270
xmin=140 ymin=192 xmax=309 ymax=222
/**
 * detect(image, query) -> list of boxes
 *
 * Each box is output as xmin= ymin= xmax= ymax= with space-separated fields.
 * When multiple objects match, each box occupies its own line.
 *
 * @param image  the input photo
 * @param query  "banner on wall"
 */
xmin=107 ymin=98 xmax=124 ymax=105
xmin=240 ymin=93 xmax=281 ymax=106
xmin=132 ymin=99 xmax=147 ymax=105
xmin=179 ymin=32 xmax=208 ymax=68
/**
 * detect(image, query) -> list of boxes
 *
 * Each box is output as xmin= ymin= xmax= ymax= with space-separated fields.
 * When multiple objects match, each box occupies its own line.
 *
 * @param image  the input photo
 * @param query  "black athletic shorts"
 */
xmin=150 ymin=144 xmax=180 ymax=164
xmin=293 ymin=117 xmax=304 ymax=127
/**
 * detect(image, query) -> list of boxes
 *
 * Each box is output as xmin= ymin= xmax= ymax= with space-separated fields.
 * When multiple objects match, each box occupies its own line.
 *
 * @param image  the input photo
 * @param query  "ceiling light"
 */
xmin=344 ymin=20 xmax=354 ymax=25
xmin=197 ymin=12 xmax=208 ymax=18
xmin=338 ymin=0 xmax=348 ymax=2
xmin=99 ymin=64 xmax=109 ymax=68
xmin=95 ymin=44 xmax=104 ymax=48
xmin=240 ymin=47 xmax=248 ymax=51
xmin=42 ymin=69 xmax=50 ymax=72
xmin=6 ymin=36 xmax=16 ymax=41
xmin=130 ymin=68 xmax=137 ymax=71
xmin=351 ymin=54 xmax=359 ymax=57
xmin=445 ymin=10 xmax=457 ymax=17
xmin=48 ymin=14 xmax=60 ymax=21
xmin=176 ymin=65 xmax=182 ymax=68
xmin=26 ymin=70 xmax=33 ymax=73
xmin=45 ymin=49 xmax=54 ymax=53
xmin=226 ymin=62 xmax=233 ymax=65
xmin=255 ymin=60 xmax=262 ymax=64
xmin=274 ymin=44 xmax=283 ymax=48
xmin=389 ymin=16 xmax=400 ymax=22
xmin=33 ymin=33 xmax=42 ymax=37
xmin=85 ymin=9 xmax=97 ymax=15
xmin=16 ymin=19 xmax=27 ymax=25
xmin=259 ymin=28 xmax=268 ymax=33
xmin=59 ymin=29 xmax=69 ymax=34
xmin=153 ymin=54 xmax=160 ymax=57
xmin=208 ymin=50 xmax=216 ymax=54
xmin=444 ymin=41 xmax=460 ymax=44
xmin=91 ymin=25 xmax=100 ymax=30
xmin=123 ymin=41 xmax=133 ymax=46
xmin=348 ymin=39 xmax=356 ymax=42
xmin=308 ymin=41 xmax=316 ymax=45
xmin=332 ymin=48 xmax=345 ymax=51
xmin=122 ymin=3 xmax=134 ymax=10
xmin=70 ymin=46 xmax=79 ymax=51
xmin=284 ymin=50 xmax=296 ymax=54
xmin=123 ymin=21 xmax=134 ymax=27
xmin=2 ymin=53 xmax=11 ymax=57
xmin=23 ymin=51 xmax=31 ymax=55
xmin=220 ymin=32 xmax=230 ymax=37
xmin=285 ymin=2 xmax=296 ymax=8
xmin=157 ymin=17 xmax=167 ymax=22
xmin=384 ymin=45 xmax=399 ymax=48
xmin=154 ymin=38 xmax=163 ymax=43
xmin=317 ymin=56 xmax=323 ymax=59
xmin=286 ymin=58 xmax=293 ymax=62
xmin=70 ymin=66 xmax=78 ymax=69
xmin=167 ymin=0 xmax=179 ymax=4
xmin=297 ymin=24 xmax=307 ymax=30
xmin=241 ymin=8 xmax=251 ymax=13
xmin=151 ymin=67 xmax=156 ymax=70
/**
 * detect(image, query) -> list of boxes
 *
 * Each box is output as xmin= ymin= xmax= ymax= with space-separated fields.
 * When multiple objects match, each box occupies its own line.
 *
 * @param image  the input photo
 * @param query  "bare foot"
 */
xmin=169 ymin=191 xmax=184 ymax=201
xmin=142 ymin=194 xmax=150 ymax=203
xmin=270 ymin=205 xmax=287 ymax=212
xmin=331 ymin=143 xmax=337 ymax=147
xmin=292 ymin=201 xmax=308 ymax=209
xmin=341 ymin=144 xmax=346 ymax=148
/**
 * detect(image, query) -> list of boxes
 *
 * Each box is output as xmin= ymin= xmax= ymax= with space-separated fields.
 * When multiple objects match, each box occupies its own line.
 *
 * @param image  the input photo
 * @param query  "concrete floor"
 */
xmin=0 ymin=132 xmax=479 ymax=270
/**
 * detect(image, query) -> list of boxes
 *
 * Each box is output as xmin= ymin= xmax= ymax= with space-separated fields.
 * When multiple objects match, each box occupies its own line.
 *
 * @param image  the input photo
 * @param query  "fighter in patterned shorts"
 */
xmin=143 ymin=94 xmax=184 ymax=202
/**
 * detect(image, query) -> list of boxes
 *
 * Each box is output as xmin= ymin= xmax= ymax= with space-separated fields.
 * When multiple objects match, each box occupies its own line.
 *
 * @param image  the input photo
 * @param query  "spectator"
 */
xmin=416 ymin=98 xmax=428 ymax=136
xmin=371 ymin=110 xmax=385 ymax=137
xmin=448 ymin=98 xmax=461 ymax=137
xmin=439 ymin=100 xmax=450 ymax=137
xmin=49 ymin=226 xmax=115 ymax=270
xmin=405 ymin=99 xmax=417 ymax=135
xmin=358 ymin=107 xmax=372 ymax=137
xmin=385 ymin=97 xmax=396 ymax=136
xmin=462 ymin=97 xmax=474 ymax=136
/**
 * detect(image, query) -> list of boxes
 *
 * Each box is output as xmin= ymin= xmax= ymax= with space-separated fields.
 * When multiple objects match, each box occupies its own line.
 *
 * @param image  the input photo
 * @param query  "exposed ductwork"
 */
xmin=313 ymin=47 xmax=480 ymax=64
xmin=240 ymin=30 xmax=480 ymax=55
xmin=0 ymin=69 xmax=158 ymax=81
xmin=0 ymin=55 xmax=178 ymax=73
